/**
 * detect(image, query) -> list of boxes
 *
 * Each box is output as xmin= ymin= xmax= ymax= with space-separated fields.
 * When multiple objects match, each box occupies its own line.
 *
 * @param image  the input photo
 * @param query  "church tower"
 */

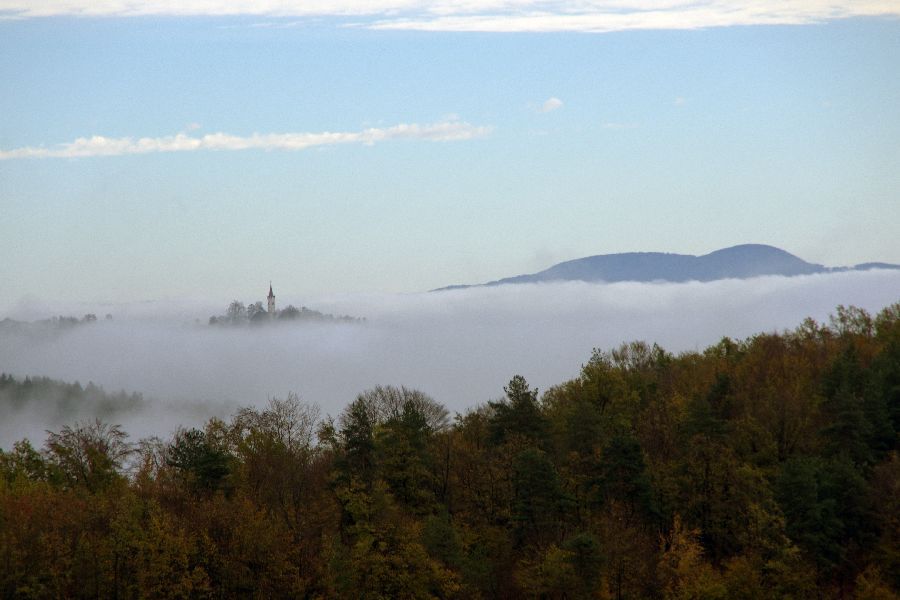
xmin=267 ymin=282 xmax=276 ymax=315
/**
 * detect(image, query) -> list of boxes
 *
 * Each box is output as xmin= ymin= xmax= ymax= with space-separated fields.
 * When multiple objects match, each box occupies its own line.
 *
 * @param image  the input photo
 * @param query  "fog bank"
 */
xmin=1 ymin=270 xmax=898 ymax=446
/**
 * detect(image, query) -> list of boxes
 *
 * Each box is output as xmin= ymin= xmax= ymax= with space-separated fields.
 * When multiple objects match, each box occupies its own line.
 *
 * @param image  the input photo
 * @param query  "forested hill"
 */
xmin=436 ymin=244 xmax=900 ymax=290
xmin=1 ymin=302 xmax=899 ymax=598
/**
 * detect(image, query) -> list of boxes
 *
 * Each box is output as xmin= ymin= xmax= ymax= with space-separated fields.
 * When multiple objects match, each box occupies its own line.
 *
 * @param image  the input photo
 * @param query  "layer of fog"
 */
xmin=1 ymin=269 xmax=898 ymax=447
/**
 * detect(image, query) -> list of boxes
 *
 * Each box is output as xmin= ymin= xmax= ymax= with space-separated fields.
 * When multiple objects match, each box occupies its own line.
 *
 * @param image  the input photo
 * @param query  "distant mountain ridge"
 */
xmin=435 ymin=244 xmax=900 ymax=291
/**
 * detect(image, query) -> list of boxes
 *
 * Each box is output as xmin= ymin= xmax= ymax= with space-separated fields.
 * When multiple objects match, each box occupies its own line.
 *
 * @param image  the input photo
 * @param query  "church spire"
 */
xmin=267 ymin=282 xmax=275 ymax=314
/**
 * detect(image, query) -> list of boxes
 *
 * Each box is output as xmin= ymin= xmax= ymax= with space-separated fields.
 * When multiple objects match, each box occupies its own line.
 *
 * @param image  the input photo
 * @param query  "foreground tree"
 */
xmin=45 ymin=419 xmax=132 ymax=492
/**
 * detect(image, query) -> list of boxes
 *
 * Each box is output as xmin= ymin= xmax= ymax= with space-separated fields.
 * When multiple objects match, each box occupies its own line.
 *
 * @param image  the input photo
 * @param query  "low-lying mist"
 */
xmin=2 ymin=269 xmax=898 ymax=447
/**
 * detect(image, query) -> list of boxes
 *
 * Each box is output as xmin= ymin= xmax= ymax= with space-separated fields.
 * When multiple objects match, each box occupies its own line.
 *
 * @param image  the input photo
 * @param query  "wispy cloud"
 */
xmin=1 ymin=1 xmax=898 ymax=32
xmin=539 ymin=97 xmax=564 ymax=113
xmin=0 ymin=120 xmax=492 ymax=160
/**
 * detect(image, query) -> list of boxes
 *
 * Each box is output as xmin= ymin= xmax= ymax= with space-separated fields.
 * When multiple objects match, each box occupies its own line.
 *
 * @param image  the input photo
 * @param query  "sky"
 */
xmin=1 ymin=1 xmax=900 ymax=310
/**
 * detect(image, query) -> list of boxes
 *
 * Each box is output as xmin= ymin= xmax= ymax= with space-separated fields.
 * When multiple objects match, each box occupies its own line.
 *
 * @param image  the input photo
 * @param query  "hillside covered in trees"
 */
xmin=1 ymin=303 xmax=899 ymax=598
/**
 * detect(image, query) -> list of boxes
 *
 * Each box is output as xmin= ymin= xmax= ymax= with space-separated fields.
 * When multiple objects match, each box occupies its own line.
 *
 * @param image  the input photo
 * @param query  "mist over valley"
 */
xmin=2 ymin=268 xmax=898 ymax=447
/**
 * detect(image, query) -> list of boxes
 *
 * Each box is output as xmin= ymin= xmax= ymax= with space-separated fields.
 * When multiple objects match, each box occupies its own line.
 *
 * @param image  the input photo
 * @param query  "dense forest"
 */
xmin=1 ymin=303 xmax=898 ymax=599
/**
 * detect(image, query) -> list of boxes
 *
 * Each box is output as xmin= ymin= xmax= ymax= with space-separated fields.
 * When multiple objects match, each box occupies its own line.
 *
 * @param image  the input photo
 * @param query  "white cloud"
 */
xmin=0 ymin=120 xmax=492 ymax=160
xmin=367 ymin=1 xmax=900 ymax=32
xmin=539 ymin=97 xmax=564 ymax=113
xmin=1 ymin=1 xmax=898 ymax=31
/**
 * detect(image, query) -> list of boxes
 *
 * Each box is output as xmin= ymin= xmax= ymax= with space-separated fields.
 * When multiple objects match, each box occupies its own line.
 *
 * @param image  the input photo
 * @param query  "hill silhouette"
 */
xmin=435 ymin=244 xmax=899 ymax=290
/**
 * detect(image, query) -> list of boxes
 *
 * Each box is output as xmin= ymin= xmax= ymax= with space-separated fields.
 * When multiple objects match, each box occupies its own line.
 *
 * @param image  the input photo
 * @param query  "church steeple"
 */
xmin=267 ymin=282 xmax=275 ymax=315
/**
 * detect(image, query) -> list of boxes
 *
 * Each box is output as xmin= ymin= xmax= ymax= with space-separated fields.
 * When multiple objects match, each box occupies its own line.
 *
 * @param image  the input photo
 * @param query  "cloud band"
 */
xmin=1 ymin=1 xmax=898 ymax=32
xmin=0 ymin=120 xmax=492 ymax=160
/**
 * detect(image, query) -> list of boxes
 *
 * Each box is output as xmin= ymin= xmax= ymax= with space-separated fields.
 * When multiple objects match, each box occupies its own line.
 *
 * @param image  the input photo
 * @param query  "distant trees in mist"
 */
xmin=0 ymin=374 xmax=143 ymax=422
xmin=0 ymin=313 xmax=110 ymax=335
xmin=208 ymin=299 xmax=362 ymax=326
xmin=1 ymin=302 xmax=899 ymax=598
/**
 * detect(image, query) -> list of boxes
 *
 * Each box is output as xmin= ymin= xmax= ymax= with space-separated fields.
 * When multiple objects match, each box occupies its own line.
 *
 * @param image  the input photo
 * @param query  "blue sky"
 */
xmin=1 ymin=2 xmax=899 ymax=310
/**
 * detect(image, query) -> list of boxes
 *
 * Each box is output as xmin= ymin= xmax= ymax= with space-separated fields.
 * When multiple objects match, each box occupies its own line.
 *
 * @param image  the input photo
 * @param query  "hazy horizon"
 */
xmin=3 ymin=241 xmax=897 ymax=320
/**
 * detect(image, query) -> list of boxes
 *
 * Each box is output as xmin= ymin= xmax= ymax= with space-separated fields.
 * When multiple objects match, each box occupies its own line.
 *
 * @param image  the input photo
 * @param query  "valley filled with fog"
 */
xmin=2 ymin=268 xmax=899 ymax=447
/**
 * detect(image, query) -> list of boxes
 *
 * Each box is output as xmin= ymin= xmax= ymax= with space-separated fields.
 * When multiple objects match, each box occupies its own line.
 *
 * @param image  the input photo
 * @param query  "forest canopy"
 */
xmin=1 ymin=302 xmax=899 ymax=598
